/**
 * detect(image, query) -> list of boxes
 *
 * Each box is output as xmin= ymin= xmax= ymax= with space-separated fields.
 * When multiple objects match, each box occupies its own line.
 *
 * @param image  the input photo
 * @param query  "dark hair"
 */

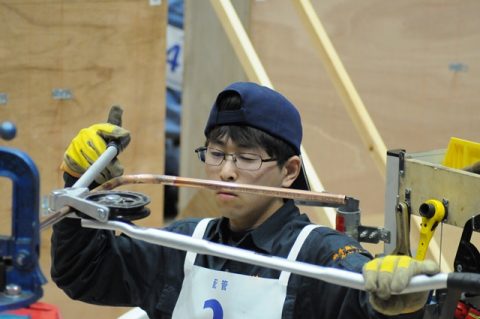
xmin=206 ymin=93 xmax=296 ymax=166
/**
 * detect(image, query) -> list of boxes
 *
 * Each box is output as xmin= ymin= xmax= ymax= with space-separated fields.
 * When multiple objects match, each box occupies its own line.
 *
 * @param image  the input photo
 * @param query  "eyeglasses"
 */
xmin=195 ymin=146 xmax=277 ymax=171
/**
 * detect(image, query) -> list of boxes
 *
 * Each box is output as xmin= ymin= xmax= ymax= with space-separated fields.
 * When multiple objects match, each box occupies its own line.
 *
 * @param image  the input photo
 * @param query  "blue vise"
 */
xmin=0 ymin=147 xmax=46 ymax=311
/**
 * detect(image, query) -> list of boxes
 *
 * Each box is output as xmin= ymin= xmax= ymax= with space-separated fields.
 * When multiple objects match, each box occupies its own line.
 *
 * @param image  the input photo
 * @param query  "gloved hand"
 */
xmin=60 ymin=106 xmax=131 ymax=185
xmin=363 ymin=255 xmax=439 ymax=316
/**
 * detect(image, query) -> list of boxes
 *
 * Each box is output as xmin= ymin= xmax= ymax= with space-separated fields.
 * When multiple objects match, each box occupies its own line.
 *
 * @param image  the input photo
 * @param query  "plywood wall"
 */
xmin=0 ymin=1 xmax=166 ymax=318
xmin=181 ymin=0 xmax=480 ymax=261
xmin=249 ymin=0 xmax=480 ymax=258
xmin=178 ymin=0 xmax=250 ymax=217
xmin=2 ymin=0 xmax=477 ymax=317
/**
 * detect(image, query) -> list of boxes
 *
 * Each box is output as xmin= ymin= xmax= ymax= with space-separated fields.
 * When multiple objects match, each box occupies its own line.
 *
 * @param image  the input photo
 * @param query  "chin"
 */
xmin=217 ymin=206 xmax=244 ymax=221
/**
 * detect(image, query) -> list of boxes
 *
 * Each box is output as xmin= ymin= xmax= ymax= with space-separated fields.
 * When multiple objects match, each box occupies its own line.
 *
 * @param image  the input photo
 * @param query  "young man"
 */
xmin=51 ymin=82 xmax=437 ymax=318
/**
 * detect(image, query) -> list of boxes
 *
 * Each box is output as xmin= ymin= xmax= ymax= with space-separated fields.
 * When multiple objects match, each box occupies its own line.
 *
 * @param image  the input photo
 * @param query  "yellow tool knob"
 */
xmin=416 ymin=199 xmax=446 ymax=261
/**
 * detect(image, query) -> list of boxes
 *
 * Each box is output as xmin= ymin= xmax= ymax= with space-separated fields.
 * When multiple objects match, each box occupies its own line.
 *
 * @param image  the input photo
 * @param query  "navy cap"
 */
xmin=204 ymin=82 xmax=310 ymax=190
xmin=205 ymin=82 xmax=302 ymax=154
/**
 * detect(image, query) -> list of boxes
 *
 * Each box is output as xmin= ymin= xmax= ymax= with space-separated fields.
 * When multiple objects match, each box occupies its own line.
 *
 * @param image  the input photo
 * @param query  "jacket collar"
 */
xmin=211 ymin=200 xmax=301 ymax=254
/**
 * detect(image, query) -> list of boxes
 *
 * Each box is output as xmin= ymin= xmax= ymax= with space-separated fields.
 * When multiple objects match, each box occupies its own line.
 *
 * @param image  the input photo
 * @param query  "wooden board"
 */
xmin=178 ymin=0 xmax=250 ymax=218
xmin=181 ymin=0 xmax=480 ymax=262
xmin=0 ymin=1 xmax=166 ymax=317
xmin=249 ymin=0 xmax=480 ymax=260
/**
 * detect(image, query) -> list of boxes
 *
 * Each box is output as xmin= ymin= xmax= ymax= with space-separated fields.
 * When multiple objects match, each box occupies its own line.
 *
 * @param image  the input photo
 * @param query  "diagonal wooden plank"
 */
xmin=292 ymin=0 xmax=449 ymax=271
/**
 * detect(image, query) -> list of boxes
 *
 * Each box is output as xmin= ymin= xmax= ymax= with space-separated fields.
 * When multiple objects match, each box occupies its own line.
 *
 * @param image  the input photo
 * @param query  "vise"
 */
xmin=0 ymin=146 xmax=46 ymax=311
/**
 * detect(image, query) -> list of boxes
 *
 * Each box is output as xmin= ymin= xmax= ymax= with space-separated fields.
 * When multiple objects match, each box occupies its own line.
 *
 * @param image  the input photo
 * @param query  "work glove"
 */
xmin=60 ymin=106 xmax=131 ymax=185
xmin=363 ymin=255 xmax=439 ymax=316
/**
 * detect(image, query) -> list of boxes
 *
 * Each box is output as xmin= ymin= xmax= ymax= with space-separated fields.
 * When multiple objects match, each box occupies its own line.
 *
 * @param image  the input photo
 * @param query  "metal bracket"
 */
xmin=405 ymin=188 xmax=412 ymax=209
xmin=399 ymin=150 xmax=406 ymax=176
xmin=0 ymin=93 xmax=7 ymax=105
xmin=52 ymin=88 xmax=73 ymax=100
xmin=442 ymin=198 xmax=449 ymax=222
xmin=358 ymin=226 xmax=391 ymax=244
xmin=48 ymin=187 xmax=110 ymax=222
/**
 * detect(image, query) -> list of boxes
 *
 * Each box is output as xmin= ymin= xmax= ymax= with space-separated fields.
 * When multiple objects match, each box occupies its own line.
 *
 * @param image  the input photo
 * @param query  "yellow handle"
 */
xmin=415 ymin=199 xmax=445 ymax=261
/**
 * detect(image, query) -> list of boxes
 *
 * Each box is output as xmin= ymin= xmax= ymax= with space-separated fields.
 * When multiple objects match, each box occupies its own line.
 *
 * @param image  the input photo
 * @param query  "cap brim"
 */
xmin=291 ymin=161 xmax=310 ymax=190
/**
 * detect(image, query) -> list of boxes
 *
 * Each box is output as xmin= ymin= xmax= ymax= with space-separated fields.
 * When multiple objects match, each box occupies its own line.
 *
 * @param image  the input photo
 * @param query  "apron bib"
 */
xmin=172 ymin=219 xmax=320 ymax=319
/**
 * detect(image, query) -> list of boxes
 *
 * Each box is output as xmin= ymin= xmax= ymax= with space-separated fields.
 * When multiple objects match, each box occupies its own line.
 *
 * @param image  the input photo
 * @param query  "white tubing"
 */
xmin=82 ymin=219 xmax=448 ymax=294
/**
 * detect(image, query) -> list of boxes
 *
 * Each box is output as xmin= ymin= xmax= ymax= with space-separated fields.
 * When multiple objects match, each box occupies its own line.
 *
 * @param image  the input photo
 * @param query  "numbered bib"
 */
xmin=172 ymin=219 xmax=320 ymax=319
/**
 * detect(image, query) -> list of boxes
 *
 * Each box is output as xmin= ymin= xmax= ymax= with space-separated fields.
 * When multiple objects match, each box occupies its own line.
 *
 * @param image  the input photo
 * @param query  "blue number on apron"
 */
xmin=203 ymin=299 xmax=223 ymax=319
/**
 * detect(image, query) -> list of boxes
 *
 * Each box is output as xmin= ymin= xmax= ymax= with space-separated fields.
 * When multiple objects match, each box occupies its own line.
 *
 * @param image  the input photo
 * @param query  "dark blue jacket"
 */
xmin=51 ymin=199 xmax=423 ymax=319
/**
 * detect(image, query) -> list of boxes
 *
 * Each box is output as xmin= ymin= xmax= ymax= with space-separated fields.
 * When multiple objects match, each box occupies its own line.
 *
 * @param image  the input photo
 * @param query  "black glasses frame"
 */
xmin=194 ymin=146 xmax=277 ymax=171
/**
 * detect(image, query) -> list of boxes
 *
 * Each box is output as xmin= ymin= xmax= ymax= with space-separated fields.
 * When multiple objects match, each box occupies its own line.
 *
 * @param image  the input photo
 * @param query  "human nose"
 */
xmin=219 ymin=154 xmax=238 ymax=181
xmin=223 ymin=153 xmax=237 ymax=164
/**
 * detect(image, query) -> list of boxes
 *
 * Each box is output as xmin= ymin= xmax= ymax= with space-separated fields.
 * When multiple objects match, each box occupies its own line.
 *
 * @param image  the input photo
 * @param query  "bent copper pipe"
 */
xmin=41 ymin=174 xmax=347 ymax=230
xmin=95 ymin=174 xmax=347 ymax=207
xmin=41 ymin=144 xmax=348 ymax=230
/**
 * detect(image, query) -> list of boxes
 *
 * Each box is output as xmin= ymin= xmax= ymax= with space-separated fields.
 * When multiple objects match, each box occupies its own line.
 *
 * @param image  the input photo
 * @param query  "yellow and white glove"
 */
xmin=362 ymin=255 xmax=439 ymax=316
xmin=60 ymin=107 xmax=131 ymax=185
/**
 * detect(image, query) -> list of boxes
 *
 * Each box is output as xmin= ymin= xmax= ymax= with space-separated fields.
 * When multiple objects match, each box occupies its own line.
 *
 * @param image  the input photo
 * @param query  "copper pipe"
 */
xmin=95 ymin=174 xmax=347 ymax=207
xmin=42 ymin=174 xmax=347 ymax=230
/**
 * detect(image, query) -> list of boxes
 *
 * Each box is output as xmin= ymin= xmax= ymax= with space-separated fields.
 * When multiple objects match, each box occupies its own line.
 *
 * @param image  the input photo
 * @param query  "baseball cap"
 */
xmin=204 ymin=82 xmax=310 ymax=190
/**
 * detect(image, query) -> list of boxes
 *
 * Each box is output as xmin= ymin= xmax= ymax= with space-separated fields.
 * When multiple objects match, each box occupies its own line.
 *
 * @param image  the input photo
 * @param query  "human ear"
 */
xmin=281 ymin=155 xmax=301 ymax=188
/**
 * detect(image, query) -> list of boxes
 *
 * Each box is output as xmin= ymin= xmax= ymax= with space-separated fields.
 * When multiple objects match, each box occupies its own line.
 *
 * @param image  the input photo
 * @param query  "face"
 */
xmin=204 ymin=138 xmax=300 ymax=231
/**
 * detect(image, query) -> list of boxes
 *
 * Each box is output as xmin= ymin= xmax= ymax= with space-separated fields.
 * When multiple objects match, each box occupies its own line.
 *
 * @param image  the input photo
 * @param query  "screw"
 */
xmin=97 ymin=208 xmax=107 ymax=220
xmin=5 ymin=284 xmax=21 ymax=296
xmin=16 ymin=253 xmax=26 ymax=266
xmin=15 ymin=251 xmax=32 ymax=269
xmin=105 ymin=194 xmax=122 ymax=204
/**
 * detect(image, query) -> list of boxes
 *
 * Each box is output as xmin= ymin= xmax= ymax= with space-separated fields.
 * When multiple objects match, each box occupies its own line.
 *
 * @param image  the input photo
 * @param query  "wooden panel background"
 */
xmin=0 ymin=1 xmax=166 ymax=318
xmin=178 ymin=0 xmax=250 ymax=217
xmin=1 ymin=0 xmax=479 ymax=317
xmin=181 ymin=0 xmax=480 ymax=261
xmin=249 ymin=0 xmax=480 ymax=259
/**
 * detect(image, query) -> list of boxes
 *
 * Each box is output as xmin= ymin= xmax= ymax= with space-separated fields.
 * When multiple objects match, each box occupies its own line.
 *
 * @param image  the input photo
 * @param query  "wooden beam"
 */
xmin=292 ymin=0 xmax=387 ymax=177
xmin=293 ymin=0 xmax=449 ymax=271
xmin=209 ymin=0 xmax=272 ymax=87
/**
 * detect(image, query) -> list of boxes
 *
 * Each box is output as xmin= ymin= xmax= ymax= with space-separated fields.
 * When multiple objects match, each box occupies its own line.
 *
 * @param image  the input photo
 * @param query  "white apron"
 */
xmin=172 ymin=218 xmax=320 ymax=319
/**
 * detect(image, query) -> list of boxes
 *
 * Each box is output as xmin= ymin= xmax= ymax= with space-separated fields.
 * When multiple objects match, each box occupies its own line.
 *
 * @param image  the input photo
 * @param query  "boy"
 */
xmin=51 ymin=82 xmax=437 ymax=318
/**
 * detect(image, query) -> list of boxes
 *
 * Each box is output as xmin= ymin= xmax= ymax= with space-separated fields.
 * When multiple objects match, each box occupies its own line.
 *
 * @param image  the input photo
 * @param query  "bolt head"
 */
xmin=97 ymin=208 xmax=107 ymax=219
xmin=5 ymin=284 xmax=21 ymax=296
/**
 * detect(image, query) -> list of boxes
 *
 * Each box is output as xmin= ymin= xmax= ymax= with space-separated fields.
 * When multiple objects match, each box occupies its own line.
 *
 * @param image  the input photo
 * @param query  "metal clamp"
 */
xmin=0 ymin=147 xmax=45 ymax=311
xmin=335 ymin=197 xmax=391 ymax=244
xmin=48 ymin=187 xmax=110 ymax=222
xmin=358 ymin=226 xmax=391 ymax=244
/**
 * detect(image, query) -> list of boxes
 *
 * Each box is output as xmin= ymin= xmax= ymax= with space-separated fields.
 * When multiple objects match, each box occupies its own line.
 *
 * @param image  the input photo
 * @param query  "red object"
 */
xmin=1 ymin=302 xmax=61 ymax=319
xmin=456 ymin=301 xmax=469 ymax=319
xmin=466 ymin=305 xmax=480 ymax=319
xmin=336 ymin=214 xmax=345 ymax=232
